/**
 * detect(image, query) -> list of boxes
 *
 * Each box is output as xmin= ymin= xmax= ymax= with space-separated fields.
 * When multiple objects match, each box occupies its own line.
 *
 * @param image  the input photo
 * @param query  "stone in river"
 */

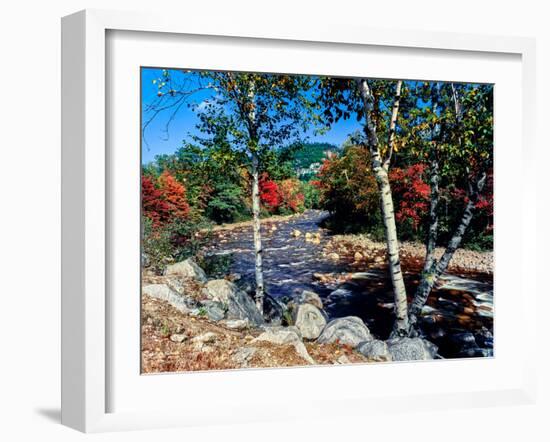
xmin=296 ymin=290 xmax=324 ymax=309
xmin=354 ymin=252 xmax=363 ymax=261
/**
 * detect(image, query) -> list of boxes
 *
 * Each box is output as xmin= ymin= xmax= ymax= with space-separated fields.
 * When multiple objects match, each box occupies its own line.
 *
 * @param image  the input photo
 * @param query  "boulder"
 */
xmin=253 ymin=327 xmax=314 ymax=364
xmin=296 ymin=290 xmax=323 ymax=310
xmin=386 ymin=337 xmax=437 ymax=361
xmin=165 ymin=258 xmax=207 ymax=282
xmin=317 ymin=316 xmax=372 ymax=348
xmin=202 ymin=279 xmax=264 ymax=326
xmin=263 ymin=293 xmax=285 ymax=324
xmin=357 ymin=339 xmax=392 ymax=362
xmin=292 ymin=303 xmax=326 ymax=340
xmin=142 ymin=284 xmax=194 ymax=313
xmin=223 ymin=319 xmax=250 ymax=330
xmin=232 ymin=347 xmax=257 ymax=366
xmin=201 ymin=300 xmax=226 ymax=321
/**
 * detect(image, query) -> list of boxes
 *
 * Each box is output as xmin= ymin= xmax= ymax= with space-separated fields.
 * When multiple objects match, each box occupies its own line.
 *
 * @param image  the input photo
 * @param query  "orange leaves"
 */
xmin=143 ymin=171 xmax=190 ymax=226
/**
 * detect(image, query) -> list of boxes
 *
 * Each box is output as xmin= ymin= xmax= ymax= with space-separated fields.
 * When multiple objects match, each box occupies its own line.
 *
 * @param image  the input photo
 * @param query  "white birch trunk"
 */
xmin=357 ymin=78 xmax=410 ymax=335
xmin=409 ymin=174 xmax=486 ymax=324
xmin=246 ymin=81 xmax=265 ymax=313
xmin=251 ymin=151 xmax=264 ymax=312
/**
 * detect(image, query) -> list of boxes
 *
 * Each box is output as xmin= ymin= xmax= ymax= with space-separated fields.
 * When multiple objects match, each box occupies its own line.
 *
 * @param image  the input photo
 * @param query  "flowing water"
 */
xmin=204 ymin=210 xmax=494 ymax=359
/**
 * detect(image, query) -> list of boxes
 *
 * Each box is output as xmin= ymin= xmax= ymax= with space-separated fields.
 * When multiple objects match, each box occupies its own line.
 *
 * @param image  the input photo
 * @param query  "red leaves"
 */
xmin=259 ymin=174 xmax=304 ymax=214
xmin=142 ymin=172 xmax=190 ymax=226
xmin=278 ymin=178 xmax=305 ymax=213
xmin=390 ymin=164 xmax=430 ymax=230
xmin=158 ymin=171 xmax=190 ymax=219
xmin=259 ymin=175 xmax=281 ymax=210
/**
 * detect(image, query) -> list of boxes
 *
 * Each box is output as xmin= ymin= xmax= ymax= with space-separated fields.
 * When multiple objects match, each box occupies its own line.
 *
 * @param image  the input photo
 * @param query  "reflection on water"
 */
xmin=204 ymin=210 xmax=494 ymax=359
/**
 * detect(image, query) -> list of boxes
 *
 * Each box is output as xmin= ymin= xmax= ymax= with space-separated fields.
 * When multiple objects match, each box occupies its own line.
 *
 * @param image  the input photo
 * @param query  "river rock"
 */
xmin=354 ymin=252 xmax=363 ymax=261
xmin=386 ymin=337 xmax=437 ymax=361
xmin=201 ymin=300 xmax=226 ymax=321
xmin=292 ymin=303 xmax=327 ymax=340
xmin=327 ymin=252 xmax=340 ymax=261
xmin=142 ymin=284 xmax=194 ymax=313
xmin=169 ymin=333 xmax=187 ymax=343
xmin=291 ymin=229 xmax=302 ymax=238
xmin=253 ymin=327 xmax=314 ymax=364
xmin=191 ymin=332 xmax=217 ymax=344
xmin=223 ymin=319 xmax=249 ymax=330
xmin=317 ymin=316 xmax=372 ymax=348
xmin=357 ymin=339 xmax=392 ymax=362
xmin=202 ymin=279 xmax=264 ymax=325
xmin=327 ymin=288 xmax=353 ymax=303
xmin=263 ymin=293 xmax=285 ymax=324
xmin=165 ymin=257 xmax=207 ymax=282
xmin=232 ymin=347 xmax=257 ymax=365
xmin=296 ymin=290 xmax=324 ymax=309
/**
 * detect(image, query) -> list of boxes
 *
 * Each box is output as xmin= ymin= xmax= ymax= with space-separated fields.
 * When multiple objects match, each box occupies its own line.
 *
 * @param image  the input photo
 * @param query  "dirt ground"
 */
xmin=141 ymin=295 xmax=369 ymax=374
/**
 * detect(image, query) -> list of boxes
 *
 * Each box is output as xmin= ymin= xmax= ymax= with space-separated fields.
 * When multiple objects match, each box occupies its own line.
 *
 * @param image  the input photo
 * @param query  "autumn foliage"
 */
xmin=390 ymin=164 xmax=430 ymax=230
xmin=142 ymin=171 xmax=190 ymax=226
xmin=259 ymin=174 xmax=304 ymax=214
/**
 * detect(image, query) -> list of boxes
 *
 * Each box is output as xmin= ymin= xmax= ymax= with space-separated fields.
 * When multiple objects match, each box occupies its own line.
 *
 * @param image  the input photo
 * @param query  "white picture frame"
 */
xmin=61 ymin=9 xmax=537 ymax=433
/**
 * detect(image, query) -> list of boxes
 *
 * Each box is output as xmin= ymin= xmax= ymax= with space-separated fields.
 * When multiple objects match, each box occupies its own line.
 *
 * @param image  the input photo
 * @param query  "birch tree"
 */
xmin=144 ymin=70 xmax=317 ymax=314
xmin=318 ymin=78 xmax=410 ymax=335
xmin=405 ymin=82 xmax=493 ymax=331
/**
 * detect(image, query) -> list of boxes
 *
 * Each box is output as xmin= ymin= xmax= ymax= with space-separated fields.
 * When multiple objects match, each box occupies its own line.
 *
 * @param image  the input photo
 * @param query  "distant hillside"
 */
xmin=292 ymin=142 xmax=339 ymax=169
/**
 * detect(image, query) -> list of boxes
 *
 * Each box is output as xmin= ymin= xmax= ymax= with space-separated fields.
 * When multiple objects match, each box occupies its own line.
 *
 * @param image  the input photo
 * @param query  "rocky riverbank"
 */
xmin=323 ymin=233 xmax=493 ymax=275
xmin=141 ymin=257 xmax=438 ymax=373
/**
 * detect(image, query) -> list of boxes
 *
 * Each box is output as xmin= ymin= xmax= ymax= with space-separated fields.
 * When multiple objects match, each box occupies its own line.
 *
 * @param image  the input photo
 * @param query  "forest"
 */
xmin=141 ymin=69 xmax=493 ymax=372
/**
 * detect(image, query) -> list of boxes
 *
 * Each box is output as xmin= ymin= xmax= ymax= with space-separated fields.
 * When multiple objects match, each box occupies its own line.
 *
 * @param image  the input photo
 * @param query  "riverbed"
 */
xmin=203 ymin=210 xmax=494 ymax=359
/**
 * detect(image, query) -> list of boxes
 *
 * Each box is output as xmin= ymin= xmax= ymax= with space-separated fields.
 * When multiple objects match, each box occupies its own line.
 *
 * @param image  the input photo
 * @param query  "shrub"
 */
xmin=259 ymin=175 xmax=281 ymax=212
xmin=315 ymin=146 xmax=380 ymax=233
xmin=206 ymin=182 xmax=248 ymax=224
xmin=157 ymin=171 xmax=190 ymax=220
xmin=141 ymin=215 xmax=212 ymax=274
xmin=277 ymin=178 xmax=305 ymax=214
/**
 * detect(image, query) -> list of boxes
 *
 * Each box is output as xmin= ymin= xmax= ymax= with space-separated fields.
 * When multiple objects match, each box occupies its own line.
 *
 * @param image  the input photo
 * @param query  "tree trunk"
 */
xmin=409 ymin=194 xmax=479 ymax=324
xmin=251 ymin=151 xmax=265 ymax=312
xmin=376 ymin=168 xmax=410 ymax=334
xmin=245 ymin=81 xmax=265 ymax=313
xmin=357 ymin=78 xmax=409 ymax=335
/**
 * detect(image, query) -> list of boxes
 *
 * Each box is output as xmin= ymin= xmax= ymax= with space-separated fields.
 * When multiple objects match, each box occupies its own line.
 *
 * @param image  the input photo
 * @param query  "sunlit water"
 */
xmin=204 ymin=210 xmax=494 ymax=359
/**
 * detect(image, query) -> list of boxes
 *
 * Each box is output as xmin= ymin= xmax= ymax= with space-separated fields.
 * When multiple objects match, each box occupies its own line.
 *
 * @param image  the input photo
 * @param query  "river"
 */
xmin=203 ymin=210 xmax=494 ymax=359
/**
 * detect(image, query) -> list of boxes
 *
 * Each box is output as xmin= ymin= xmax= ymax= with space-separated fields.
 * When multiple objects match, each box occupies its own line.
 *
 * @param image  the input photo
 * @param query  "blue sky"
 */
xmin=141 ymin=68 xmax=362 ymax=164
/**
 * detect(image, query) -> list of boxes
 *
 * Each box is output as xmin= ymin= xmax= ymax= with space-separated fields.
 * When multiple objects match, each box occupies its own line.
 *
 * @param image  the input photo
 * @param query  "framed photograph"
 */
xmin=61 ymin=9 xmax=537 ymax=432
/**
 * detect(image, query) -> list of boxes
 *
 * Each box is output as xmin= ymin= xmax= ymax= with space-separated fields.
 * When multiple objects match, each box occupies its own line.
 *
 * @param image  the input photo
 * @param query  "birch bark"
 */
xmin=409 ymin=174 xmax=486 ymax=325
xmin=357 ymin=79 xmax=409 ymax=335
xmin=246 ymin=81 xmax=265 ymax=312
xmin=251 ymin=150 xmax=264 ymax=311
